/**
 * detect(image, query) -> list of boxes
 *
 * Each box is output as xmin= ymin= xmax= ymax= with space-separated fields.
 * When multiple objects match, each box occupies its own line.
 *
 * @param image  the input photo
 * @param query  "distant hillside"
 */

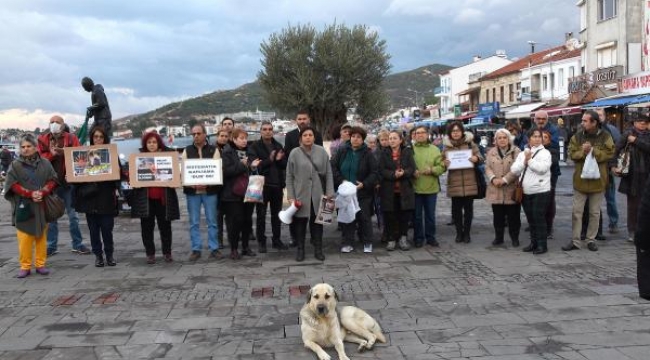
xmin=122 ymin=63 xmax=452 ymax=126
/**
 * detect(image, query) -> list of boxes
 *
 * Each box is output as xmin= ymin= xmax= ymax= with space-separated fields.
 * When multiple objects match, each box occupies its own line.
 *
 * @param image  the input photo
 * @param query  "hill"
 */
xmin=120 ymin=63 xmax=453 ymax=127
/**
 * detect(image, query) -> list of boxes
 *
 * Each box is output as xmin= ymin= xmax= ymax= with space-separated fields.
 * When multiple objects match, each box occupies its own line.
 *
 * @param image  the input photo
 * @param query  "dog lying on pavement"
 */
xmin=300 ymin=283 xmax=386 ymax=360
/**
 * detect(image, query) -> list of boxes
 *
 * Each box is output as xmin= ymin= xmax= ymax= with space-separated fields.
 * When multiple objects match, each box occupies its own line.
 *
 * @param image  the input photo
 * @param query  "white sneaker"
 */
xmin=341 ymin=245 xmax=353 ymax=253
xmin=363 ymin=244 xmax=373 ymax=253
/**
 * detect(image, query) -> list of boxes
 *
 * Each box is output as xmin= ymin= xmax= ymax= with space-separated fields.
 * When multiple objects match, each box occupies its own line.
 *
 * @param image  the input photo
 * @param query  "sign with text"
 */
xmin=129 ymin=152 xmax=181 ymax=188
xmin=182 ymin=158 xmax=223 ymax=186
xmin=64 ymin=144 xmax=120 ymax=183
xmin=619 ymin=70 xmax=650 ymax=95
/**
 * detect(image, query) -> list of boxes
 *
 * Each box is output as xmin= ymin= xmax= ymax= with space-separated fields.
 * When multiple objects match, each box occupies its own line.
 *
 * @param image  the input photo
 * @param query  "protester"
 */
xmin=412 ymin=126 xmax=445 ymax=248
xmin=247 ymin=121 xmax=289 ymax=252
xmin=511 ymin=129 xmax=552 ymax=254
xmin=506 ymin=120 xmax=528 ymax=151
xmin=376 ymin=129 xmax=390 ymax=244
xmin=131 ymin=131 xmax=180 ymax=264
xmin=222 ymin=128 xmax=257 ymax=259
xmin=442 ymin=121 xmax=483 ymax=243
xmin=4 ymin=134 xmax=58 ymax=278
xmin=485 ymin=128 xmax=521 ymax=247
xmin=37 ymin=115 xmax=89 ymax=255
xmin=542 ymin=130 xmax=560 ymax=239
xmin=286 ymin=127 xmax=334 ymax=261
xmin=634 ymin=170 xmax=650 ymax=300
xmin=182 ymin=124 xmax=222 ymax=261
xmin=331 ymin=126 xmax=379 ymax=253
xmin=1 ymin=146 xmax=13 ymax=173
xmin=611 ymin=114 xmax=650 ymax=242
xmin=214 ymin=128 xmax=230 ymax=249
xmin=378 ymin=130 xmax=416 ymax=251
xmin=73 ymin=126 xmax=119 ymax=267
xmin=597 ymin=108 xmax=621 ymax=234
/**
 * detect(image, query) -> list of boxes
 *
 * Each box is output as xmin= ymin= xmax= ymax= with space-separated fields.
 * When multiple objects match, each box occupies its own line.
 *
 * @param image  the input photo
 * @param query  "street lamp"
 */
xmin=407 ymin=89 xmax=419 ymax=108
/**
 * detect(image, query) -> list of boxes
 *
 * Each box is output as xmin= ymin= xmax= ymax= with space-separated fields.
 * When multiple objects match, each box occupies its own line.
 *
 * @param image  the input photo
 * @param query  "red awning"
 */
xmin=541 ymin=106 xmax=583 ymax=117
xmin=456 ymin=113 xmax=477 ymax=121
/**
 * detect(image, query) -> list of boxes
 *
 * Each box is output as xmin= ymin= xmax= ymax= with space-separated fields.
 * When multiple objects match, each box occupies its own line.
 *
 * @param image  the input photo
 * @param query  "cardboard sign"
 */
xmin=64 ymin=144 xmax=120 ymax=183
xmin=182 ymin=158 xmax=223 ymax=185
xmin=129 ymin=152 xmax=181 ymax=188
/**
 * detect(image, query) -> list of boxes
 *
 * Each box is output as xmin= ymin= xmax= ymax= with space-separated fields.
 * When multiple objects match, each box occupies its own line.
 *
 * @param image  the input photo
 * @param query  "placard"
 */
xmin=314 ymin=195 xmax=335 ymax=225
xmin=64 ymin=144 xmax=120 ymax=183
xmin=129 ymin=152 xmax=181 ymax=188
xmin=446 ymin=149 xmax=474 ymax=170
xmin=182 ymin=158 xmax=223 ymax=186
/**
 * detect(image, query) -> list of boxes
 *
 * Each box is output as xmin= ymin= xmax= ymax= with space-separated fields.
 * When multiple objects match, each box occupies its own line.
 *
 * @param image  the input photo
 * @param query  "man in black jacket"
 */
xmin=283 ymin=110 xmax=324 ymax=246
xmin=248 ymin=121 xmax=288 ymax=252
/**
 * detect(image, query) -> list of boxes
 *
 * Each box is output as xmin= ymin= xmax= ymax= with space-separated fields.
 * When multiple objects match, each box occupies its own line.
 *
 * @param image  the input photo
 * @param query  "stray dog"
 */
xmin=300 ymin=283 xmax=386 ymax=360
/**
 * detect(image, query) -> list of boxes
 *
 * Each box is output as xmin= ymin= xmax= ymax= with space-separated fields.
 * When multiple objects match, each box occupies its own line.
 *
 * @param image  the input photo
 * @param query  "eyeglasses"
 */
xmin=535 ymin=117 xmax=547 ymax=120
xmin=191 ymin=133 xmax=203 ymax=136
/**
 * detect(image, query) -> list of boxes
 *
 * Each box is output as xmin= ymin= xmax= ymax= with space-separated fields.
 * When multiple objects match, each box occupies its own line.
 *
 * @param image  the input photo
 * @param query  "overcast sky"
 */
xmin=0 ymin=0 xmax=578 ymax=130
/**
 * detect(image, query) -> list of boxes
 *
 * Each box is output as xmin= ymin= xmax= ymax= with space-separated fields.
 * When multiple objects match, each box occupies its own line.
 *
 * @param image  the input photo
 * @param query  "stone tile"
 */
xmin=39 ymin=333 xmax=132 ymax=347
xmin=451 ymin=313 xmax=527 ymax=327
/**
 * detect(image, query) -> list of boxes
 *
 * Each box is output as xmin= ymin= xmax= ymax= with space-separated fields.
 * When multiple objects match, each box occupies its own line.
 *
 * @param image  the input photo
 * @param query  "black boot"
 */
xmin=271 ymin=238 xmax=288 ymax=250
xmin=509 ymin=227 xmax=520 ymax=247
xmin=106 ymin=254 xmax=116 ymax=266
xmin=296 ymin=239 xmax=305 ymax=262
xmin=95 ymin=254 xmax=105 ymax=267
xmin=455 ymin=225 xmax=464 ymax=243
xmin=463 ymin=215 xmax=472 ymax=243
xmin=258 ymin=240 xmax=267 ymax=254
xmin=313 ymin=237 xmax=325 ymax=261
xmin=492 ymin=227 xmax=505 ymax=246
xmin=463 ymin=232 xmax=471 ymax=243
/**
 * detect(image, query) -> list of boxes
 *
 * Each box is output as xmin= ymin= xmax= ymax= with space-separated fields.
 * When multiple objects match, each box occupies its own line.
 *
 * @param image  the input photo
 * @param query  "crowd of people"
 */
xmin=4 ymin=107 xmax=650 ymax=301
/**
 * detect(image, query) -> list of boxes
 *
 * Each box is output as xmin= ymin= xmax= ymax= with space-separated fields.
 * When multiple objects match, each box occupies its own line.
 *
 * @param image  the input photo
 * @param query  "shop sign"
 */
xmin=568 ymin=74 xmax=590 ymax=94
xmin=619 ymin=70 xmax=650 ymax=95
xmin=593 ymin=66 xmax=623 ymax=85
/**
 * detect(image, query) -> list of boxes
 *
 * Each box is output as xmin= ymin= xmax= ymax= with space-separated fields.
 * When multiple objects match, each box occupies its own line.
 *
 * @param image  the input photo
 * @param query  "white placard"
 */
xmin=182 ymin=158 xmax=223 ymax=185
xmin=446 ymin=149 xmax=474 ymax=170
xmin=314 ymin=196 xmax=335 ymax=225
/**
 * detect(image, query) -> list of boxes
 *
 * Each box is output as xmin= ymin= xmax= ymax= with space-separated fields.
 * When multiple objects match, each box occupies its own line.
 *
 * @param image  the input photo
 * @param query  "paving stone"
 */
xmin=39 ymin=333 xmax=132 ymax=347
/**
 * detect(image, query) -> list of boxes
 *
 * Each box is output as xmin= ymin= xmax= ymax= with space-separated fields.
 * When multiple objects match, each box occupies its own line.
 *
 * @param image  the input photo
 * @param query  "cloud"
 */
xmin=0 ymin=0 xmax=579 ymax=131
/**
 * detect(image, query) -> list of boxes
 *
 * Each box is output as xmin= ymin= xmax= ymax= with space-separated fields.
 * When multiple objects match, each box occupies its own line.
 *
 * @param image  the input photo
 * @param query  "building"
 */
xmin=435 ymin=52 xmax=512 ymax=119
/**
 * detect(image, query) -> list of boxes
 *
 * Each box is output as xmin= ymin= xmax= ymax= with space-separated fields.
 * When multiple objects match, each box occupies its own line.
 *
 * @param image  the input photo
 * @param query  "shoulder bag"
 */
xmin=617 ymin=143 xmax=630 ymax=176
xmin=300 ymin=147 xmax=326 ymax=193
xmin=12 ymin=160 xmax=65 ymax=222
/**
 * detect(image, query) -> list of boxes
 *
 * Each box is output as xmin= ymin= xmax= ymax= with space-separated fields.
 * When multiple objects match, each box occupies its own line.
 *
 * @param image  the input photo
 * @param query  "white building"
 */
xmin=522 ymin=46 xmax=582 ymax=102
xmin=435 ymin=52 xmax=512 ymax=118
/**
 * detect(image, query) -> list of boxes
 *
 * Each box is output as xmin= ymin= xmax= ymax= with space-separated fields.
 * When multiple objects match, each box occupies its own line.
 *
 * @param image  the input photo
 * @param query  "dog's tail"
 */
xmin=373 ymin=323 xmax=387 ymax=343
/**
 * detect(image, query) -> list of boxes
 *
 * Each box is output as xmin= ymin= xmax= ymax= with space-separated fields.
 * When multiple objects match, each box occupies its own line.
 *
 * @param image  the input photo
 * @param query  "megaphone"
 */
xmin=279 ymin=200 xmax=302 ymax=224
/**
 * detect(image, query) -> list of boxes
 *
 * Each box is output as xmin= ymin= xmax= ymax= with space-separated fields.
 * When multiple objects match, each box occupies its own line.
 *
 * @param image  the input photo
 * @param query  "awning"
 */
xmin=505 ymin=102 xmax=546 ymax=119
xmin=541 ymin=106 xmax=583 ymax=117
xmin=456 ymin=87 xmax=480 ymax=96
xmin=457 ymin=112 xmax=478 ymax=121
xmin=582 ymin=94 xmax=650 ymax=108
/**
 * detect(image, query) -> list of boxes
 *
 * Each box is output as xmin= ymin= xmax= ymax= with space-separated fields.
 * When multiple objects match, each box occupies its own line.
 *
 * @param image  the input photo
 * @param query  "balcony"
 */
xmin=434 ymin=86 xmax=450 ymax=96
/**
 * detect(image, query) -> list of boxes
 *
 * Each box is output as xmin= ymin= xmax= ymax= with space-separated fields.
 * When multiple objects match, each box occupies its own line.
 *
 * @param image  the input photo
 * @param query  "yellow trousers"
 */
xmin=17 ymin=227 xmax=47 ymax=270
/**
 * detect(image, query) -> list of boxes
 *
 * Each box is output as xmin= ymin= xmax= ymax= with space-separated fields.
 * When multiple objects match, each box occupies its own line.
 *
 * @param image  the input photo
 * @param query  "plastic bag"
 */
xmin=244 ymin=175 xmax=265 ymax=203
xmin=580 ymin=149 xmax=600 ymax=180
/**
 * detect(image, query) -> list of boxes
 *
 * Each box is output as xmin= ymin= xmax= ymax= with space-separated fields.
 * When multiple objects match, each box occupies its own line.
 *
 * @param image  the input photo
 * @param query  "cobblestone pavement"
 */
xmin=0 ymin=166 xmax=647 ymax=360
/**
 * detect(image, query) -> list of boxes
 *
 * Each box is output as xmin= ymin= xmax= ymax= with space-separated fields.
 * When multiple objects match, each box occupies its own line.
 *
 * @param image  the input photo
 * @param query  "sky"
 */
xmin=0 ymin=0 xmax=578 ymax=130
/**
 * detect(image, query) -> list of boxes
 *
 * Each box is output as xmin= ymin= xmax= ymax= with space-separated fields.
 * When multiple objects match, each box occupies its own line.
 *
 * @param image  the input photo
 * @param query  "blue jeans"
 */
xmin=414 ymin=193 xmax=437 ymax=244
xmin=605 ymin=173 xmax=618 ymax=228
xmin=186 ymin=193 xmax=219 ymax=252
xmin=47 ymin=185 xmax=84 ymax=251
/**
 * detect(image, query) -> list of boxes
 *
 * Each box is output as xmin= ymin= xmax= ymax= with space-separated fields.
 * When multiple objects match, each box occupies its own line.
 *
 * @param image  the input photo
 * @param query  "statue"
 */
xmin=81 ymin=77 xmax=112 ymax=136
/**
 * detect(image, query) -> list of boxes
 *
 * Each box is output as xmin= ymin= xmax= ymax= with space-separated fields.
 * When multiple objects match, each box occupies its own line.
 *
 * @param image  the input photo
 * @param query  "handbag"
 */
xmin=617 ymin=144 xmax=630 ymax=176
xmin=581 ymin=149 xmax=601 ymax=179
xmin=43 ymin=194 xmax=66 ymax=222
xmin=473 ymin=166 xmax=486 ymax=200
xmin=232 ymin=172 xmax=249 ymax=197
xmin=244 ymin=174 xmax=265 ymax=203
xmin=15 ymin=198 xmax=33 ymax=222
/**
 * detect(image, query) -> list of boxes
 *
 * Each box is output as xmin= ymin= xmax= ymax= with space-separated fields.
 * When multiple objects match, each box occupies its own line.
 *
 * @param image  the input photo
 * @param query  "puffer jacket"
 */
xmin=569 ymin=128 xmax=615 ymax=193
xmin=220 ymin=142 xmax=249 ymax=202
xmin=378 ymin=146 xmax=416 ymax=211
xmin=130 ymin=187 xmax=180 ymax=220
xmin=484 ymin=145 xmax=520 ymax=205
xmin=442 ymin=132 xmax=483 ymax=198
xmin=331 ymin=142 xmax=379 ymax=199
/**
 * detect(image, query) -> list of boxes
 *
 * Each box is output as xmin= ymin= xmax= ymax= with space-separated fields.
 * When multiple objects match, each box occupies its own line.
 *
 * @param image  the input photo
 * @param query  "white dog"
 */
xmin=300 ymin=283 xmax=386 ymax=360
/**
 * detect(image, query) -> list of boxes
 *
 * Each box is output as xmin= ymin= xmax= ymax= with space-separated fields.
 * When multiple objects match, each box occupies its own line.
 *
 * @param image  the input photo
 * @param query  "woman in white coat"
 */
xmin=511 ymin=128 xmax=552 ymax=254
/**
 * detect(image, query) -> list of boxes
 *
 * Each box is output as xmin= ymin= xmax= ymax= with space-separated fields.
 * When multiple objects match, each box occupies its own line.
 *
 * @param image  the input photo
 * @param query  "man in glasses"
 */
xmin=182 ymin=124 xmax=223 ymax=261
xmin=247 ymin=121 xmax=289 ymax=252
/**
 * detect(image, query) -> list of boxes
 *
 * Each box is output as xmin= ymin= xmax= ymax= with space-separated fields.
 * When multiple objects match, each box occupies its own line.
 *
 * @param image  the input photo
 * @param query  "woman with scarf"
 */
xmin=4 ymin=134 xmax=58 ymax=278
xmin=130 ymin=131 xmax=180 ymax=264
xmin=286 ymin=127 xmax=334 ymax=261
xmin=442 ymin=121 xmax=483 ymax=243
xmin=74 ymin=125 xmax=120 ymax=267
xmin=611 ymin=115 xmax=650 ymax=242
xmin=511 ymin=129 xmax=552 ymax=254
xmin=484 ymin=128 xmax=521 ymax=247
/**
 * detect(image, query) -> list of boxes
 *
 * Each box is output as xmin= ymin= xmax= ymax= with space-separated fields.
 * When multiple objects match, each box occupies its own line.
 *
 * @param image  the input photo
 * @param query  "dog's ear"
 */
xmin=306 ymin=288 xmax=312 ymax=304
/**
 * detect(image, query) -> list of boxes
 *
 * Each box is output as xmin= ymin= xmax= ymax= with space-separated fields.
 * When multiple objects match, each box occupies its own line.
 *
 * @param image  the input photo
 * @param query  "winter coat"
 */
xmin=37 ymin=131 xmax=80 ymax=186
xmin=634 ymin=171 xmax=650 ymax=250
xmin=3 ymin=155 xmax=58 ymax=237
xmin=484 ymin=145 xmax=520 ymax=205
xmin=569 ymin=128 xmax=615 ymax=193
xmin=247 ymin=138 xmax=287 ymax=188
xmin=74 ymin=180 xmax=119 ymax=215
xmin=378 ymin=146 xmax=416 ymax=211
xmin=221 ymin=143 xmax=250 ymax=203
xmin=130 ymin=187 xmax=180 ymax=220
xmin=412 ymin=142 xmax=445 ymax=194
xmin=442 ymin=132 xmax=483 ymax=198
xmin=286 ymin=145 xmax=334 ymax=218
xmin=613 ymin=128 xmax=650 ymax=197
xmin=331 ymin=142 xmax=379 ymax=200
xmin=511 ymin=145 xmax=552 ymax=195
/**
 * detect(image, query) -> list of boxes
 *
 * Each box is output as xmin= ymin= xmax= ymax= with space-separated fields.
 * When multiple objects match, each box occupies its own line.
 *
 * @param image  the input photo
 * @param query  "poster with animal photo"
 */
xmin=129 ymin=152 xmax=181 ymax=188
xmin=64 ymin=144 xmax=120 ymax=183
